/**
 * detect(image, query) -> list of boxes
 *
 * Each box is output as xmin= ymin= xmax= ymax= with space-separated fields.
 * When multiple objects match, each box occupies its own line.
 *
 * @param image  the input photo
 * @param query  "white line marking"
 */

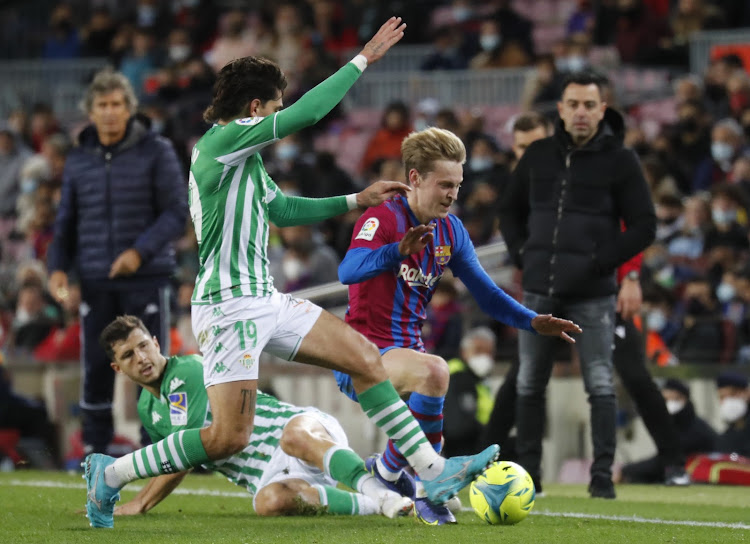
xmin=460 ymin=506 xmax=750 ymax=530
xmin=2 ymin=479 xmax=250 ymax=499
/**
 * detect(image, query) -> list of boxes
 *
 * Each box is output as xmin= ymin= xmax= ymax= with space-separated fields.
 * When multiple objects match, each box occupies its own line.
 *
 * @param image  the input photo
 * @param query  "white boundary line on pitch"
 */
xmin=5 ymin=480 xmax=749 ymax=530
xmin=1 ymin=479 xmax=250 ymax=498
xmin=460 ymin=506 xmax=750 ymax=530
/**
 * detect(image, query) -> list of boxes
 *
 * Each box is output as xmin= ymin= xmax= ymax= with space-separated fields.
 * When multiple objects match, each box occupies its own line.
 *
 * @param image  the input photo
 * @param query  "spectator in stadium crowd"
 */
xmin=468 ymin=18 xmax=531 ymax=70
xmin=360 ymin=101 xmax=412 ymax=173
xmin=693 ymin=118 xmax=747 ymax=191
xmin=500 ymin=71 xmax=657 ymax=498
xmin=270 ymin=224 xmax=340 ymax=293
xmin=715 ymin=372 xmax=750 ymax=457
xmin=619 ymin=378 xmax=717 ymax=484
xmin=0 ymin=129 xmax=32 ymax=218
xmin=46 ymin=70 xmax=187 ymax=456
xmin=671 ymin=276 xmax=723 ymax=364
xmin=443 ymin=327 xmax=497 ymax=457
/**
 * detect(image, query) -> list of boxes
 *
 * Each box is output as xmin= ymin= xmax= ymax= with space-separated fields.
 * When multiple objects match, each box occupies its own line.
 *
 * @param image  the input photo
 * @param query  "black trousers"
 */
xmin=482 ymin=315 xmax=683 ymax=469
xmin=80 ymin=282 xmax=171 ymax=453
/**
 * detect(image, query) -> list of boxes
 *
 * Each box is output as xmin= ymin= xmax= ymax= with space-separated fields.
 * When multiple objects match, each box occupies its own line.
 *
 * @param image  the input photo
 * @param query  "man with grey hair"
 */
xmin=694 ymin=117 xmax=747 ymax=191
xmin=47 ymin=69 xmax=187 ymax=456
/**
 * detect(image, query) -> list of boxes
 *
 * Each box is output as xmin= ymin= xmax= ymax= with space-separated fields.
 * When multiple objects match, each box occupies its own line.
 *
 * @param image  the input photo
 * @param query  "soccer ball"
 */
xmin=470 ymin=461 xmax=536 ymax=525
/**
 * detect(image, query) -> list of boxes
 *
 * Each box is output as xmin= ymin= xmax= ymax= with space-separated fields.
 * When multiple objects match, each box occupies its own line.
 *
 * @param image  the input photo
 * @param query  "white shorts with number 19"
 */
xmin=191 ymin=291 xmax=323 ymax=387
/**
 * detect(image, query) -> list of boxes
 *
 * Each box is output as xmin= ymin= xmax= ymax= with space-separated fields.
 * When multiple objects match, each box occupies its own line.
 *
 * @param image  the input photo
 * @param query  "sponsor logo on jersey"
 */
xmin=398 ymin=264 xmax=441 ymax=288
xmin=355 ymin=218 xmax=380 ymax=241
xmin=168 ymin=392 xmax=188 ymax=425
xmin=240 ymin=353 xmax=255 ymax=370
xmin=169 ymin=377 xmax=185 ymax=393
xmin=151 ymin=411 xmax=162 ymax=425
xmin=435 ymin=245 xmax=452 ymax=265
xmin=235 ymin=117 xmax=263 ymax=126
xmin=213 ymin=361 xmax=228 ymax=374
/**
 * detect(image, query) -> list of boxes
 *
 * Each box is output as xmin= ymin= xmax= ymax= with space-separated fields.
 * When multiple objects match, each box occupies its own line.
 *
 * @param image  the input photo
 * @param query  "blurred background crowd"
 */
xmin=1 ymin=0 xmax=750 ymax=429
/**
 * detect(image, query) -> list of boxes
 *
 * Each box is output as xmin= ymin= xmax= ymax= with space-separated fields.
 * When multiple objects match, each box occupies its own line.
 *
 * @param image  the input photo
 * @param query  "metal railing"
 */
xmin=690 ymin=28 xmax=750 ymax=75
xmin=0 ymin=58 xmax=109 ymax=122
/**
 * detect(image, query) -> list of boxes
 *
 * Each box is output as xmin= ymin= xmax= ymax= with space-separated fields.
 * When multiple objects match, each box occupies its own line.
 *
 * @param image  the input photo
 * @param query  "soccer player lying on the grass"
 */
xmin=100 ymin=315 xmax=413 ymax=519
xmin=83 ymin=16 xmax=500 ymax=530
xmin=335 ymin=127 xmax=582 ymax=525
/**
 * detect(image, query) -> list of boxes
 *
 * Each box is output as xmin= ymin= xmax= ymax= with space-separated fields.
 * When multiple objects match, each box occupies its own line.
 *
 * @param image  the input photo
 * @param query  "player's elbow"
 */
xmin=338 ymin=265 xmax=355 ymax=285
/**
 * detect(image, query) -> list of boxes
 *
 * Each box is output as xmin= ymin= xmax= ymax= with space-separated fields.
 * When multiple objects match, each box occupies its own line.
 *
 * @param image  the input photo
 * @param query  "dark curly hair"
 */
xmin=203 ymin=56 xmax=288 ymax=123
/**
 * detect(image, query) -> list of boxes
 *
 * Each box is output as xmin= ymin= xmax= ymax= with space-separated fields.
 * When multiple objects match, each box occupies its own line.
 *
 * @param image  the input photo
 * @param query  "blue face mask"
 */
xmin=711 ymin=141 xmax=734 ymax=163
xmin=276 ymin=143 xmax=299 ymax=161
xmin=646 ymin=309 xmax=667 ymax=332
xmin=712 ymin=208 xmax=737 ymax=226
xmin=21 ymin=178 xmax=38 ymax=194
xmin=479 ymin=34 xmax=501 ymax=51
xmin=717 ymin=282 xmax=736 ymax=303
xmin=469 ymin=157 xmax=493 ymax=172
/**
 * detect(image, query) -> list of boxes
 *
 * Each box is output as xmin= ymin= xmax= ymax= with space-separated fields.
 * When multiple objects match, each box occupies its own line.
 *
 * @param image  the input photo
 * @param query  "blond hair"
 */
xmin=401 ymin=127 xmax=466 ymax=178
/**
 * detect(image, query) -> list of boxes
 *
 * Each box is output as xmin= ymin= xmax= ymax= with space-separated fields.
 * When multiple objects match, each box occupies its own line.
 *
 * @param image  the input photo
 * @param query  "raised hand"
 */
xmin=398 ymin=224 xmax=435 ymax=256
xmin=356 ymin=180 xmax=411 ymax=208
xmin=359 ymin=16 xmax=407 ymax=65
xmin=531 ymin=314 xmax=582 ymax=344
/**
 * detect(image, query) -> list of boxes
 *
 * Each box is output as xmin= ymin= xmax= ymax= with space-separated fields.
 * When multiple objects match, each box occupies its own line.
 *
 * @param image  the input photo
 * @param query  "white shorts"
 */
xmin=252 ymin=409 xmax=348 ymax=510
xmin=192 ymin=292 xmax=323 ymax=387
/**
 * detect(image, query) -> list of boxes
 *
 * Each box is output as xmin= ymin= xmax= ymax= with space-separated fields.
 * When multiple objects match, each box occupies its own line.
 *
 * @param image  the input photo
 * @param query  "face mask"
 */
xmin=469 ymin=157 xmax=493 ymax=172
xmin=466 ymin=353 xmax=494 ymax=378
xmin=169 ymin=44 xmax=191 ymax=62
xmin=453 ymin=6 xmax=471 ymax=22
xmin=15 ymin=308 xmax=34 ymax=325
xmin=711 ymin=141 xmax=734 ymax=163
xmin=276 ymin=143 xmax=299 ymax=161
xmin=138 ymin=6 xmax=157 ymax=27
xmin=646 ymin=309 xmax=667 ymax=332
xmin=719 ymin=396 xmax=748 ymax=423
xmin=717 ymin=282 xmax=736 ymax=303
xmin=282 ymin=257 xmax=304 ymax=282
xmin=566 ymin=55 xmax=586 ymax=72
xmin=414 ymin=118 xmax=429 ymax=132
xmin=21 ymin=177 xmax=38 ymax=194
xmin=480 ymin=34 xmax=501 ymax=51
xmin=712 ymin=208 xmax=737 ymax=226
xmin=150 ymin=119 xmax=165 ymax=134
xmin=666 ymin=399 xmax=686 ymax=415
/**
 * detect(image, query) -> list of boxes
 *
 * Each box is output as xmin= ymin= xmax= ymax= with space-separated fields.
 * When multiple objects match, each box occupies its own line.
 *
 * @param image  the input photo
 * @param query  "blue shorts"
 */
xmin=332 ymin=345 xmax=401 ymax=402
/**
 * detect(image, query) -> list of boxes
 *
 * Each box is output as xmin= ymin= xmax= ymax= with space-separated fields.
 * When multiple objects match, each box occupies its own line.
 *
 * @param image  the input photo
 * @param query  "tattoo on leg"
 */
xmin=240 ymin=389 xmax=256 ymax=415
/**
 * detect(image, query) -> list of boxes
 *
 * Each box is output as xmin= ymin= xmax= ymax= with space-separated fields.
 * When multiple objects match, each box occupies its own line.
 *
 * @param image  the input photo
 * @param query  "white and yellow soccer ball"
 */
xmin=470 ymin=461 xmax=536 ymax=525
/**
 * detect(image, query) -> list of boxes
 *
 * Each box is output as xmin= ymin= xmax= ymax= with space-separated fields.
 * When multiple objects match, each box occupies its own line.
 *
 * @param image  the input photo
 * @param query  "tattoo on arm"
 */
xmin=240 ymin=389 xmax=256 ymax=415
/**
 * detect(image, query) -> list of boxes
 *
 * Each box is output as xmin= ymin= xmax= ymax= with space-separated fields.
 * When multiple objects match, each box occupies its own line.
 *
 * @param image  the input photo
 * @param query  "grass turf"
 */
xmin=1 ymin=471 xmax=748 ymax=544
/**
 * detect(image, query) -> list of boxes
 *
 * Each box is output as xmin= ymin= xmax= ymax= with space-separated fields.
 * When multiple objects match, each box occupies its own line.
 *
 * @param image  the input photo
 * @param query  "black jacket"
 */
xmin=717 ymin=410 xmax=750 ymax=457
xmin=672 ymin=401 xmax=718 ymax=455
xmin=47 ymin=118 xmax=188 ymax=285
xmin=500 ymin=108 xmax=656 ymax=299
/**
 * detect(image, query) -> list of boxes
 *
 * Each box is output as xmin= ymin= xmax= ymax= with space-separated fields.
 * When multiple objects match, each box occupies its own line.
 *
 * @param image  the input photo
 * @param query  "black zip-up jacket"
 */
xmin=48 ymin=118 xmax=188 ymax=286
xmin=500 ymin=108 xmax=656 ymax=299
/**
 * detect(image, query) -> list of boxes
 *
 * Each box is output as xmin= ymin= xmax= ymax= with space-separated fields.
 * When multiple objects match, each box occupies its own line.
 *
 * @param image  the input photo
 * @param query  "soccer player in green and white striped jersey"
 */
xmin=83 ymin=17 xmax=499 ymax=529
xmin=103 ymin=315 xmax=413 ymax=518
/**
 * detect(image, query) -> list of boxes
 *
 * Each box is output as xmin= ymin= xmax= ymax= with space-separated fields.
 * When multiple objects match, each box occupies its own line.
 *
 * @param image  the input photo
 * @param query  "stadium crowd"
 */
xmin=1 ymin=0 xmax=750 ymax=471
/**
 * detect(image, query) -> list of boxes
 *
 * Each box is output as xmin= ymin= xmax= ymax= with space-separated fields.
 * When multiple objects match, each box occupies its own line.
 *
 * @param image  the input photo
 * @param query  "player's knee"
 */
xmin=425 ymin=355 xmax=450 ymax=394
xmin=255 ymin=486 xmax=294 ymax=516
xmin=349 ymin=338 xmax=383 ymax=378
xmin=279 ymin=426 xmax=309 ymax=458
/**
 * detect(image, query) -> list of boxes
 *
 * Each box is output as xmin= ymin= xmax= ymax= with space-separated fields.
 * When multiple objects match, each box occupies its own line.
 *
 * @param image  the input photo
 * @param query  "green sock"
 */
xmin=323 ymin=446 xmax=369 ymax=491
xmin=108 ymin=429 xmax=209 ymax=487
xmin=314 ymin=485 xmax=372 ymax=515
xmin=358 ymin=381 xmax=437 ymax=474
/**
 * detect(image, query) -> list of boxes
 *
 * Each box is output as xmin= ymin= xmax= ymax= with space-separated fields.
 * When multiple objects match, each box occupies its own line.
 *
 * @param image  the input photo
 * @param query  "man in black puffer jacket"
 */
xmin=47 ymin=70 xmax=188 ymax=456
xmin=500 ymin=71 xmax=656 ymax=499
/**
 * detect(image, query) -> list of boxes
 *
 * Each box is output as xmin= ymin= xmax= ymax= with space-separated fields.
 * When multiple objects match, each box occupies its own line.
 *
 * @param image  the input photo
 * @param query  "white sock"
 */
xmin=104 ymin=455 xmax=137 ymax=488
xmin=414 ymin=480 xmax=427 ymax=499
xmin=411 ymin=445 xmax=445 ymax=480
xmin=354 ymin=493 xmax=378 ymax=515
xmin=375 ymin=457 xmax=402 ymax=482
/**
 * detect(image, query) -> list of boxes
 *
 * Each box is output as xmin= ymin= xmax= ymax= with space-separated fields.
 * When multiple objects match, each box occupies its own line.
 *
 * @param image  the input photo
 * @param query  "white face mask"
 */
xmin=666 ymin=399 xmax=686 ymax=415
xmin=169 ymin=44 xmax=191 ymax=63
xmin=719 ymin=396 xmax=748 ymax=423
xmin=479 ymin=34 xmax=501 ymax=51
xmin=646 ymin=309 xmax=667 ymax=332
xmin=466 ymin=353 xmax=494 ymax=378
xmin=469 ymin=157 xmax=493 ymax=172
xmin=716 ymin=282 xmax=736 ymax=303
xmin=282 ymin=257 xmax=304 ymax=282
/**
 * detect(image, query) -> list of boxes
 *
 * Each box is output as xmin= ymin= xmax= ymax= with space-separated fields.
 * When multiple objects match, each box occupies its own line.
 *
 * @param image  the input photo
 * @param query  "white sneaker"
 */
xmin=380 ymin=493 xmax=414 ymax=518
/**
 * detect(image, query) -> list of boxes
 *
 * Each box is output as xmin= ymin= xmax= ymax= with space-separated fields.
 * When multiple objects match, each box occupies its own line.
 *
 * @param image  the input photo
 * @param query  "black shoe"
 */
xmin=588 ymin=476 xmax=616 ymax=499
xmin=664 ymin=465 xmax=690 ymax=486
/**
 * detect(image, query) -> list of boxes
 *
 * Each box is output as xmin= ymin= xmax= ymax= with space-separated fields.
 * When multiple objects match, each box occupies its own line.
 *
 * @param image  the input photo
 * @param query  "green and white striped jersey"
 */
xmin=138 ymin=355 xmax=305 ymax=495
xmin=188 ymin=60 xmax=364 ymax=304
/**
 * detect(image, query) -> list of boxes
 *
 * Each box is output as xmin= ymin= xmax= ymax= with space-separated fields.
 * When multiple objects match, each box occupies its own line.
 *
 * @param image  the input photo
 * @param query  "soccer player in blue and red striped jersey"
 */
xmin=334 ymin=127 xmax=581 ymax=524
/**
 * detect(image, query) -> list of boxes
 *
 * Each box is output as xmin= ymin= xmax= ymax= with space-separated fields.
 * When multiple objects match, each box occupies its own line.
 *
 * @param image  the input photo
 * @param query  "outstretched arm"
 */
xmin=275 ymin=17 xmax=406 ymax=138
xmin=114 ymin=471 xmax=190 ymax=515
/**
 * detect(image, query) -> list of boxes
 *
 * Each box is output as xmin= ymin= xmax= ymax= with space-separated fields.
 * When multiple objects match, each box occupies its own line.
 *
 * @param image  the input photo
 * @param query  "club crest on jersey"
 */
xmin=435 ymin=245 xmax=452 ymax=265
xmin=235 ymin=117 xmax=263 ymax=126
xmin=240 ymin=353 xmax=255 ymax=370
xmin=398 ymin=264 xmax=440 ymax=288
xmin=168 ymin=392 xmax=188 ymax=425
xmin=355 ymin=218 xmax=379 ymax=241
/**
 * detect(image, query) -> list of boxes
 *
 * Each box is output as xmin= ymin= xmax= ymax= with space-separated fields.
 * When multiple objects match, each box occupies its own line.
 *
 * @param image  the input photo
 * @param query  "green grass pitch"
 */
xmin=1 ymin=471 xmax=748 ymax=544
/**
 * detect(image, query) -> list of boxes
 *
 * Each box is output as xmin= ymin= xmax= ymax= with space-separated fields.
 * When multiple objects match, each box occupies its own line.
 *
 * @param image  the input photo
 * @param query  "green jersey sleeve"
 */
xmin=206 ymin=61 xmax=363 ymax=163
xmin=138 ymin=355 xmax=210 ymax=442
xmin=265 ymin=174 xmax=349 ymax=227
